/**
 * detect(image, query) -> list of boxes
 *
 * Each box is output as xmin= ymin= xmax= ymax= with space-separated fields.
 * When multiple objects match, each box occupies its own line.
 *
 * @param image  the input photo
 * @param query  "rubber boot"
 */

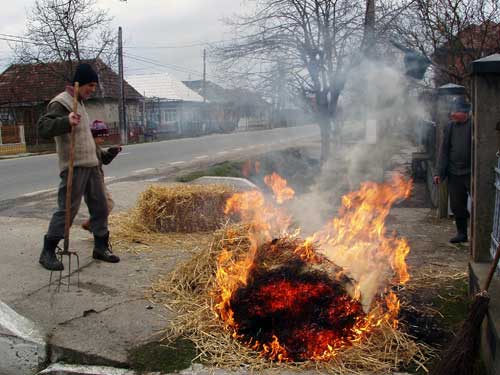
xmin=39 ymin=235 xmax=64 ymax=271
xmin=93 ymin=232 xmax=120 ymax=263
xmin=450 ymin=218 xmax=468 ymax=243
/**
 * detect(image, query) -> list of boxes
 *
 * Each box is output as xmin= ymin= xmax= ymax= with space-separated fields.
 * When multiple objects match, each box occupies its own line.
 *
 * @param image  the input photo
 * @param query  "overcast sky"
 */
xmin=0 ymin=0 xmax=252 ymax=82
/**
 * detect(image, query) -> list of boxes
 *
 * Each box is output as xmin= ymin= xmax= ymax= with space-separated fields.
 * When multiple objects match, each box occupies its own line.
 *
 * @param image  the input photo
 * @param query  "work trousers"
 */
xmin=448 ymin=173 xmax=471 ymax=220
xmin=47 ymin=166 xmax=108 ymax=239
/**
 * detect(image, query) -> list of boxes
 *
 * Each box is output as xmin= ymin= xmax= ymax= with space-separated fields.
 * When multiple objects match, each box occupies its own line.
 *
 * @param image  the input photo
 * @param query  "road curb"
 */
xmin=0 ymin=300 xmax=47 ymax=375
xmin=38 ymin=363 xmax=144 ymax=374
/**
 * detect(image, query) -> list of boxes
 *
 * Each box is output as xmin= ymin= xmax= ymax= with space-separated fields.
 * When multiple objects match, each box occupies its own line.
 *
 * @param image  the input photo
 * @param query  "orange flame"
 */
xmin=215 ymin=173 xmax=412 ymax=361
xmin=306 ymin=174 xmax=412 ymax=309
xmin=264 ymin=172 xmax=295 ymax=204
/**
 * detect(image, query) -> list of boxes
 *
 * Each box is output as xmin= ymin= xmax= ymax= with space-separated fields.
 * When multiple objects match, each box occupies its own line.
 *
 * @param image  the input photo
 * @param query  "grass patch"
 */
xmin=176 ymin=161 xmax=246 ymax=182
xmin=420 ymin=277 xmax=472 ymax=375
xmin=128 ymin=338 xmax=197 ymax=373
xmin=434 ymin=277 xmax=469 ymax=331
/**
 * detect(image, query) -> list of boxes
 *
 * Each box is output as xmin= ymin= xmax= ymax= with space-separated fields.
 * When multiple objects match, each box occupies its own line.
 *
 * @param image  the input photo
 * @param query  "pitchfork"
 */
xmin=49 ymin=82 xmax=81 ymax=292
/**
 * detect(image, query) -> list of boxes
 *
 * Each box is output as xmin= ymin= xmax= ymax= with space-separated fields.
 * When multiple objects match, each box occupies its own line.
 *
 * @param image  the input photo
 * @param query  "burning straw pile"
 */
xmin=151 ymin=174 xmax=432 ymax=373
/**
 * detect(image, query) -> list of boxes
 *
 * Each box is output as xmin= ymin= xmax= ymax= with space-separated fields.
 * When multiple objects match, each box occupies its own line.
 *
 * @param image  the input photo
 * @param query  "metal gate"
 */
xmin=491 ymin=154 xmax=500 ymax=261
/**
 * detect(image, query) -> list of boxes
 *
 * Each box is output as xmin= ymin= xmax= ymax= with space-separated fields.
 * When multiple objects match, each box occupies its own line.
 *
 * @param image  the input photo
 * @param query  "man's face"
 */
xmin=450 ymin=111 xmax=469 ymax=123
xmin=79 ymin=82 xmax=97 ymax=100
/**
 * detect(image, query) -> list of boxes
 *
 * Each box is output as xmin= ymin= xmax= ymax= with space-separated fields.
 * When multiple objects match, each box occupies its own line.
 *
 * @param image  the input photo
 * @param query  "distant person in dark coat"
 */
xmin=433 ymin=99 xmax=472 ymax=243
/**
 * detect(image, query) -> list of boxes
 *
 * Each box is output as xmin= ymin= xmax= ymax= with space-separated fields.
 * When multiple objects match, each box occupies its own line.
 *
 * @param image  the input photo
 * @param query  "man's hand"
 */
xmin=433 ymin=175 xmax=441 ymax=185
xmin=68 ymin=112 xmax=81 ymax=127
xmin=107 ymin=146 xmax=122 ymax=157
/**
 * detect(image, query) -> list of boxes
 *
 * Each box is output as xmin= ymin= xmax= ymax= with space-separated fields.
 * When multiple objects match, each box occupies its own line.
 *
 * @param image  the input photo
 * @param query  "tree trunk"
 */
xmin=319 ymin=115 xmax=331 ymax=166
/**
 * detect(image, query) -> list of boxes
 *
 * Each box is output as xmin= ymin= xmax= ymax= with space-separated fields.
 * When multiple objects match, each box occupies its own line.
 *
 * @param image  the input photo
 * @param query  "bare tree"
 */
xmin=214 ymin=0 xmax=411 ymax=164
xmin=393 ymin=0 xmax=500 ymax=88
xmin=13 ymin=0 xmax=115 ymax=80
xmin=215 ymin=0 xmax=364 ymax=164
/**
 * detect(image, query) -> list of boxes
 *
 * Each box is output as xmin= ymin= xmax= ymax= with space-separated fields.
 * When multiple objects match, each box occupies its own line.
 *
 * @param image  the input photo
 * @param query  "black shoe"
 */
xmin=93 ymin=232 xmax=120 ymax=263
xmin=39 ymin=235 xmax=64 ymax=271
xmin=450 ymin=233 xmax=468 ymax=243
xmin=450 ymin=218 xmax=468 ymax=243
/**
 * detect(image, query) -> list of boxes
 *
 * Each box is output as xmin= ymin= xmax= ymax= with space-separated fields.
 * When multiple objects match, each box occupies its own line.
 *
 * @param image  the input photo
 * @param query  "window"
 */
xmin=0 ymin=108 xmax=15 ymax=125
xmin=162 ymin=109 xmax=177 ymax=122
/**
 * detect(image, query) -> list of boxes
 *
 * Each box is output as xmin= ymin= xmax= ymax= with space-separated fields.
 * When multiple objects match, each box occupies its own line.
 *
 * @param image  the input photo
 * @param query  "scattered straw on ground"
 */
xmin=398 ymin=265 xmax=468 ymax=319
xmin=109 ymin=209 xmax=214 ymax=255
xmin=150 ymin=223 xmax=434 ymax=374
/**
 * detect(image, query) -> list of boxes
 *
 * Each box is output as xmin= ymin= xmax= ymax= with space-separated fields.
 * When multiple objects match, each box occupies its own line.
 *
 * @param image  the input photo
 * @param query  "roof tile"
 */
xmin=0 ymin=59 xmax=142 ymax=105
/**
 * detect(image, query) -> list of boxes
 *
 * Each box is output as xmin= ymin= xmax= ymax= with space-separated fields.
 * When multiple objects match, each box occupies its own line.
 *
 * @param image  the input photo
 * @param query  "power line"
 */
xmin=0 ymin=32 xmax=246 ymax=51
xmin=124 ymin=55 xmax=202 ymax=77
xmin=0 ymin=36 xmax=46 ymax=47
xmin=124 ymin=41 xmax=212 ymax=49
xmin=0 ymin=32 xmax=205 ymax=77
xmin=123 ymin=52 xmax=203 ymax=76
xmin=0 ymin=33 xmax=36 ymax=42
xmin=0 ymin=35 xmax=109 ymax=53
xmin=122 ymin=36 xmax=248 ymax=49
xmin=125 ymin=51 xmax=202 ymax=74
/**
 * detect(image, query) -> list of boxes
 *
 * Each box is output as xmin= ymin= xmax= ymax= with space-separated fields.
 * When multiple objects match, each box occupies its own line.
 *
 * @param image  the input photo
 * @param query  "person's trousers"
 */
xmin=47 ymin=166 xmax=109 ymax=239
xmin=448 ymin=173 xmax=471 ymax=220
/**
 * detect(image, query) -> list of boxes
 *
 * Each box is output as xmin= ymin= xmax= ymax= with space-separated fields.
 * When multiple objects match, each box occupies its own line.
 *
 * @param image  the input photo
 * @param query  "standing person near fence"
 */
xmin=37 ymin=63 xmax=120 ymax=271
xmin=433 ymin=98 xmax=472 ymax=243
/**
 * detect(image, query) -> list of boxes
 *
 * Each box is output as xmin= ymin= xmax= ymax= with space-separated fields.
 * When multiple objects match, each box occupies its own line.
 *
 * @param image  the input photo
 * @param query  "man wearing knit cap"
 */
xmin=37 ymin=62 xmax=120 ymax=271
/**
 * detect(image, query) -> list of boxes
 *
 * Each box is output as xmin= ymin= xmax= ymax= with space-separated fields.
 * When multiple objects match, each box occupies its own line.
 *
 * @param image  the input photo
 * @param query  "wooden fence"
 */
xmin=0 ymin=124 xmax=27 ymax=155
xmin=491 ymin=154 xmax=500 ymax=265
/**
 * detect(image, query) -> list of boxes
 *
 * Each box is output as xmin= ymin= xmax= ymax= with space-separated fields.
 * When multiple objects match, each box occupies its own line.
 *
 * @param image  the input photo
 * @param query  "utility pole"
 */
xmin=202 ymin=48 xmax=207 ymax=103
xmin=118 ymin=26 xmax=127 ymax=145
xmin=142 ymin=91 xmax=146 ymax=128
xmin=363 ymin=0 xmax=376 ymax=58
xmin=362 ymin=0 xmax=377 ymax=146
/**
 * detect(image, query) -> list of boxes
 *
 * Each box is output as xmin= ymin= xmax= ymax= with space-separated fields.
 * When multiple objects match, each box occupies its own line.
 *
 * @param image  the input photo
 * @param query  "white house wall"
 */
xmin=85 ymin=101 xmax=142 ymax=129
xmin=85 ymin=101 xmax=119 ymax=125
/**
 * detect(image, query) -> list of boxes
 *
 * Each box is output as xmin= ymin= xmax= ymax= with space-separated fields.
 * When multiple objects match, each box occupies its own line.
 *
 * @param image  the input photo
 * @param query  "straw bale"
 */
xmin=136 ymin=184 xmax=235 ymax=233
xmin=109 ymin=209 xmax=213 ymax=255
xmin=150 ymin=223 xmax=434 ymax=373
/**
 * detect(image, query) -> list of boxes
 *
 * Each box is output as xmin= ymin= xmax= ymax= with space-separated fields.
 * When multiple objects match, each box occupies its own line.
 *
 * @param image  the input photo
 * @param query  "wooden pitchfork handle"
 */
xmin=62 ymin=82 xmax=79 ymax=255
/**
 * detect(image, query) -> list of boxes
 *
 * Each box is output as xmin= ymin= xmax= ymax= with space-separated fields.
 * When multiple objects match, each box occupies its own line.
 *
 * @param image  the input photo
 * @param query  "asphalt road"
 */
xmin=0 ymin=125 xmax=319 ymax=202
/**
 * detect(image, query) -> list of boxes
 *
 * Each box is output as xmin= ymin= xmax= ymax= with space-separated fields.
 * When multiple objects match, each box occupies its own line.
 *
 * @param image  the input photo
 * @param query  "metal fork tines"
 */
xmin=49 ymin=246 xmax=80 ymax=292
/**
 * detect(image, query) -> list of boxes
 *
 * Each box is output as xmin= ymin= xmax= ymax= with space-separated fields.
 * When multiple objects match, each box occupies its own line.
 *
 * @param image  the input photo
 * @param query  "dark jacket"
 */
xmin=37 ymin=102 xmax=72 ymax=138
xmin=437 ymin=118 xmax=472 ymax=179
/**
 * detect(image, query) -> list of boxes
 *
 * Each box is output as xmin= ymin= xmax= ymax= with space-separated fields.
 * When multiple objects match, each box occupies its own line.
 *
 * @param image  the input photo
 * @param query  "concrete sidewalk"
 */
xmin=0 ymin=180 xmax=183 ymax=373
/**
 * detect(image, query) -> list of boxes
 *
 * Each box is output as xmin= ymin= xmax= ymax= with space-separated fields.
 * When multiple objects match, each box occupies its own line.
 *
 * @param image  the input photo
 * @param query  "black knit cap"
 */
xmin=72 ymin=63 xmax=99 ymax=86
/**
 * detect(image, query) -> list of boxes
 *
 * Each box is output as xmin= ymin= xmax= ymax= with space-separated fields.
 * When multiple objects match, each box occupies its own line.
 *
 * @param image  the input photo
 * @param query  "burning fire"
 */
xmin=215 ymin=172 xmax=412 ymax=362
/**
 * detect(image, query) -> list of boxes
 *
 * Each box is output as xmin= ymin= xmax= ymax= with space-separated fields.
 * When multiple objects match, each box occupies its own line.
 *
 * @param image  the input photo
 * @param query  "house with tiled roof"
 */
xmin=183 ymin=80 xmax=272 ymax=132
xmin=0 ymin=59 xmax=143 ymax=151
xmin=433 ymin=21 xmax=500 ymax=87
xmin=126 ymin=73 xmax=209 ymax=137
